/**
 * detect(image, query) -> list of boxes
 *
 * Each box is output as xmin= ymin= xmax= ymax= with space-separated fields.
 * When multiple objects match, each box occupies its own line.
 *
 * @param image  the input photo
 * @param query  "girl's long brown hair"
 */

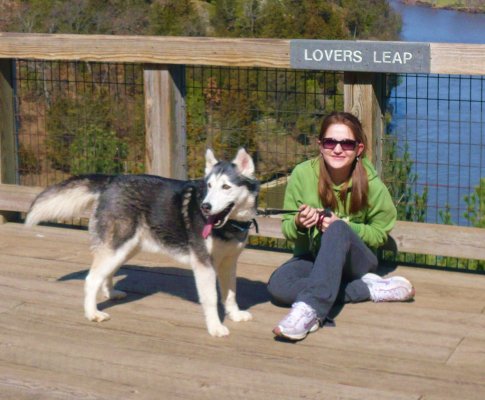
xmin=318 ymin=111 xmax=369 ymax=214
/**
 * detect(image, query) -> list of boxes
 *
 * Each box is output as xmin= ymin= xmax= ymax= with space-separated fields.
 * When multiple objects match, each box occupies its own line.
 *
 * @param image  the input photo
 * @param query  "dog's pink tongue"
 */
xmin=202 ymin=223 xmax=214 ymax=239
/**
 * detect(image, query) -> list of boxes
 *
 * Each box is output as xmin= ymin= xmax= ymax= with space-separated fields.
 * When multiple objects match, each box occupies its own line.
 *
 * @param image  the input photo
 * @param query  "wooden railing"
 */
xmin=1 ymin=33 xmax=485 ymax=74
xmin=1 ymin=33 xmax=485 ymax=262
xmin=1 ymin=183 xmax=484 ymax=261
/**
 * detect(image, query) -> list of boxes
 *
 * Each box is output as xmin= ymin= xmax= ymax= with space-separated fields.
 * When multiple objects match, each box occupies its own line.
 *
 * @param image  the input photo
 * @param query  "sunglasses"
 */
xmin=321 ymin=138 xmax=359 ymax=151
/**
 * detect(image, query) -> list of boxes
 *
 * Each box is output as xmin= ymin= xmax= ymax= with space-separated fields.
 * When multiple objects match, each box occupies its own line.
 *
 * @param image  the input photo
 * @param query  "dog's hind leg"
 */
xmin=217 ymin=257 xmax=252 ymax=323
xmin=84 ymin=239 xmax=137 ymax=322
xmin=191 ymin=253 xmax=229 ymax=337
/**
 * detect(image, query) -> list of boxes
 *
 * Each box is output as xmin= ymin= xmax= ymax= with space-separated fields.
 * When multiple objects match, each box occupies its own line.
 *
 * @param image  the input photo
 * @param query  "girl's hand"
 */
xmin=295 ymin=204 xmax=320 ymax=229
xmin=318 ymin=212 xmax=340 ymax=232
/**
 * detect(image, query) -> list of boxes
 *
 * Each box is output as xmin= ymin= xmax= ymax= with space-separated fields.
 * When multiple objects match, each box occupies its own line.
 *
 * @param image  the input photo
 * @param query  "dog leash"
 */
xmin=221 ymin=208 xmax=332 ymax=235
xmin=256 ymin=208 xmax=299 ymax=216
xmin=256 ymin=208 xmax=332 ymax=217
xmin=256 ymin=208 xmax=333 ymax=232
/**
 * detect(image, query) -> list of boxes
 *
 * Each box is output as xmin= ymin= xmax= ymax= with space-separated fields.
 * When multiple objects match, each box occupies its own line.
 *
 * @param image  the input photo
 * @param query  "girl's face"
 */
xmin=318 ymin=123 xmax=364 ymax=183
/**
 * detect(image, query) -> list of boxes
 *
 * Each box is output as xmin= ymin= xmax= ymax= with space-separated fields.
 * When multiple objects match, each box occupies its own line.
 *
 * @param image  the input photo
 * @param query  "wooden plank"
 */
xmin=0 ymin=362 xmax=142 ymax=400
xmin=253 ymin=216 xmax=283 ymax=239
xmin=255 ymin=217 xmax=485 ymax=261
xmin=0 ymin=59 xmax=18 ymax=223
xmin=0 ymin=285 xmax=473 ymax=400
xmin=0 ymin=184 xmax=92 ymax=219
xmin=430 ymin=43 xmax=485 ymax=75
xmin=0 ymin=304 xmax=425 ymax=400
xmin=2 ymin=237 xmax=483 ymax=349
xmin=0 ymin=269 xmax=483 ymax=399
xmin=343 ymin=72 xmax=386 ymax=169
xmin=144 ymin=64 xmax=187 ymax=179
xmin=2 ymin=183 xmax=485 ymax=261
xmin=0 ymin=33 xmax=290 ymax=68
xmin=1 ymin=33 xmax=485 ymax=75
xmin=386 ymin=220 xmax=485 ymax=261
xmin=0 ymin=184 xmax=40 ymax=213
xmin=446 ymin=337 xmax=485 ymax=368
xmin=0 ymin=59 xmax=16 ymax=185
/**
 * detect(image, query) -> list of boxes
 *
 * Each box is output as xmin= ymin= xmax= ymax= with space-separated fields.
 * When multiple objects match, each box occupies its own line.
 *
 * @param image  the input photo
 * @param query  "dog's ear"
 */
xmin=205 ymin=148 xmax=218 ymax=176
xmin=233 ymin=148 xmax=255 ymax=177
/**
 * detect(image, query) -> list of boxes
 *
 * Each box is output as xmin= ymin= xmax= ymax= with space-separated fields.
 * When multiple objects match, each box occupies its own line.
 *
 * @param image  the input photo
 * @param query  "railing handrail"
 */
xmin=1 ymin=182 xmax=484 ymax=261
xmin=0 ymin=33 xmax=485 ymax=75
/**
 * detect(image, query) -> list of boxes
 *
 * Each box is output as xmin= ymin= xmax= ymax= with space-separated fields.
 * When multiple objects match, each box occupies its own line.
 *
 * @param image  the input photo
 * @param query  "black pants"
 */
xmin=267 ymin=220 xmax=378 ymax=319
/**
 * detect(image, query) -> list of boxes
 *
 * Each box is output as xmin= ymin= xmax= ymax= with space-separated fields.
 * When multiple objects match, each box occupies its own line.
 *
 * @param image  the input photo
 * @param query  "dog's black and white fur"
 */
xmin=25 ymin=148 xmax=259 ymax=337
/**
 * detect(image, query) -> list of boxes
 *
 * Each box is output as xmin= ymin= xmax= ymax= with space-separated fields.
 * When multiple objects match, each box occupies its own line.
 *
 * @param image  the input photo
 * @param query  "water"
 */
xmin=390 ymin=0 xmax=485 ymax=43
xmin=387 ymin=1 xmax=485 ymax=225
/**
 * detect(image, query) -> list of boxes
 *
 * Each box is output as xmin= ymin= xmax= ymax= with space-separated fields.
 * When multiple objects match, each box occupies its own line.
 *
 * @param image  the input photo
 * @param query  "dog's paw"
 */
xmin=85 ymin=310 xmax=111 ymax=322
xmin=227 ymin=310 xmax=253 ymax=322
xmin=105 ymin=289 xmax=127 ymax=300
xmin=208 ymin=323 xmax=230 ymax=337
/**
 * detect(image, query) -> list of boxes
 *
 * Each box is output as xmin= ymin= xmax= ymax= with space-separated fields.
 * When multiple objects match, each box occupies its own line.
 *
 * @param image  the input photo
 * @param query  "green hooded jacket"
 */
xmin=281 ymin=157 xmax=397 ymax=256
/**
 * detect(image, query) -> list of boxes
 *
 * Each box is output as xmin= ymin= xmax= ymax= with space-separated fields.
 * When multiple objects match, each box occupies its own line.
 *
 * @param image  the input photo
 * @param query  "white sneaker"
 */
xmin=273 ymin=302 xmax=319 ymax=341
xmin=362 ymin=273 xmax=415 ymax=303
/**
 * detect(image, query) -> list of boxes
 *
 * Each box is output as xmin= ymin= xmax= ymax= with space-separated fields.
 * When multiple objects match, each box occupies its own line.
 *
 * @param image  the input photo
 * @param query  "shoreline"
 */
xmin=401 ymin=0 xmax=485 ymax=14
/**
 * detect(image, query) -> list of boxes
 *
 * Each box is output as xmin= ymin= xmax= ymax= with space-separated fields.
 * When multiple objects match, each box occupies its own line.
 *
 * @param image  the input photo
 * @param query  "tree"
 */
xmin=382 ymin=138 xmax=428 ymax=223
xmin=257 ymin=0 xmax=347 ymax=39
xmin=340 ymin=0 xmax=401 ymax=40
xmin=2 ymin=0 xmax=402 ymax=39
xmin=210 ymin=0 xmax=261 ymax=37
xmin=464 ymin=178 xmax=485 ymax=228
xmin=210 ymin=0 xmax=238 ymax=36
xmin=4 ymin=0 xmax=154 ymax=35
xmin=44 ymin=71 xmax=144 ymax=174
xmin=434 ymin=180 xmax=485 ymax=271
xmin=149 ymin=0 xmax=206 ymax=36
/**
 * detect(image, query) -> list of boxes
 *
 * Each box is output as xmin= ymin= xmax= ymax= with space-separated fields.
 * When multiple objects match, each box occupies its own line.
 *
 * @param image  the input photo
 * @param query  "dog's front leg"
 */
xmin=191 ymin=255 xmax=229 ymax=337
xmin=217 ymin=257 xmax=252 ymax=323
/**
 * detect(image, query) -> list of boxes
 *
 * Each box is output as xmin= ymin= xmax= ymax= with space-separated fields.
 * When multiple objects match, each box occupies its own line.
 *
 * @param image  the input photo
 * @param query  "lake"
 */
xmin=387 ymin=0 xmax=485 ymax=225
xmin=389 ymin=0 xmax=485 ymax=43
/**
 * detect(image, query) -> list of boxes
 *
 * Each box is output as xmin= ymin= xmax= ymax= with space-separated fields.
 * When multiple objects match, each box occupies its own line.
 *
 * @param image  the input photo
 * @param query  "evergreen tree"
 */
xmin=149 ymin=0 xmax=206 ymax=36
xmin=258 ymin=0 xmax=347 ymax=39
xmin=464 ymin=178 xmax=485 ymax=228
xmin=211 ymin=0 xmax=239 ymax=36
xmin=211 ymin=0 xmax=261 ymax=37
xmin=340 ymin=0 xmax=401 ymax=40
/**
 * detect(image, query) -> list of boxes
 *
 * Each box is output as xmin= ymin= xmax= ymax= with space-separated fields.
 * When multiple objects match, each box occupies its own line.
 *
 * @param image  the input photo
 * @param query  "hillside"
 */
xmin=0 ymin=0 xmax=401 ymax=41
xmin=402 ymin=0 xmax=485 ymax=13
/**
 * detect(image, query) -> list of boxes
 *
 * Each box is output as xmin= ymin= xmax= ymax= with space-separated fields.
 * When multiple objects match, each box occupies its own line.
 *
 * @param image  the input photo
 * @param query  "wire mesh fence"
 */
xmin=9 ymin=60 xmax=485 ymax=269
xmin=15 ymin=60 xmax=145 ymax=187
xmin=185 ymin=66 xmax=344 ymax=210
xmin=383 ymin=73 xmax=485 ymax=270
xmin=384 ymin=73 xmax=485 ymax=228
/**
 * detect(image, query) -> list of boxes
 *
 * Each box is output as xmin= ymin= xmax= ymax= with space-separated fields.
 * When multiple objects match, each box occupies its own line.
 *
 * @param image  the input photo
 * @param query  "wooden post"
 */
xmin=0 ymin=59 xmax=18 ymax=223
xmin=343 ymin=72 xmax=385 ymax=175
xmin=144 ymin=64 xmax=187 ymax=179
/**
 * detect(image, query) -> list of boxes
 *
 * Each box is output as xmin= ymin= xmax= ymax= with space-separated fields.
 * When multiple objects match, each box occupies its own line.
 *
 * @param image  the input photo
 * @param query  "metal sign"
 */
xmin=290 ymin=40 xmax=430 ymax=73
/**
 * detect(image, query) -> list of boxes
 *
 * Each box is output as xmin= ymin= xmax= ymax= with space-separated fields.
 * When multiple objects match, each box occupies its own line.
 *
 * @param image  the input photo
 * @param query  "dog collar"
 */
xmin=218 ymin=219 xmax=259 ymax=234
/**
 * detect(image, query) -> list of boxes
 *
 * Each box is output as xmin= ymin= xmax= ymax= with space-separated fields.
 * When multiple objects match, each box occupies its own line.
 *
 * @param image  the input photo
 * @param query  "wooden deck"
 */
xmin=1 ymin=222 xmax=485 ymax=400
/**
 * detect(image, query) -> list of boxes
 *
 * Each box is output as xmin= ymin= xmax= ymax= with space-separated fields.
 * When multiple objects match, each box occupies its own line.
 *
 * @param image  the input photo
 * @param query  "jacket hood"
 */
xmin=361 ymin=157 xmax=378 ymax=182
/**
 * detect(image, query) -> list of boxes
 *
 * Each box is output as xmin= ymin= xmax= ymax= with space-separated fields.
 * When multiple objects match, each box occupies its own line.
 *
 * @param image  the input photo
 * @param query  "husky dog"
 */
xmin=25 ymin=148 xmax=259 ymax=337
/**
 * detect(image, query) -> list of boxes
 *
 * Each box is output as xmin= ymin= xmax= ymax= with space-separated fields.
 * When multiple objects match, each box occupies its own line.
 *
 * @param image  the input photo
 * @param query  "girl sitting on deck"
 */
xmin=268 ymin=111 xmax=415 ymax=341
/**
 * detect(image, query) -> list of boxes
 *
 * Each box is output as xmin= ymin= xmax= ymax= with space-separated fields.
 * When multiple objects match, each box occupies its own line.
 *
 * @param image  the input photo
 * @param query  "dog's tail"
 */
xmin=25 ymin=174 xmax=112 ymax=227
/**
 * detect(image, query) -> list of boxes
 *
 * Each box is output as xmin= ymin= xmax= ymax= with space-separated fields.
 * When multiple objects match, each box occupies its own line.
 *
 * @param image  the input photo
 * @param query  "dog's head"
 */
xmin=201 ymin=148 xmax=259 ymax=238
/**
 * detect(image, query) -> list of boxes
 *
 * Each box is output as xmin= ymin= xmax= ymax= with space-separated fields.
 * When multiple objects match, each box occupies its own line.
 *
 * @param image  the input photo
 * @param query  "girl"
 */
xmin=268 ymin=111 xmax=415 ymax=341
